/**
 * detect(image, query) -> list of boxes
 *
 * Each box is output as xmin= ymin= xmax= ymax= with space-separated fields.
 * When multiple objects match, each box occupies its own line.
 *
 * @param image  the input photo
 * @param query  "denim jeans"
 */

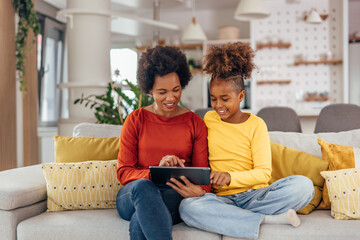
xmin=179 ymin=175 xmax=314 ymax=239
xmin=116 ymin=179 xmax=183 ymax=240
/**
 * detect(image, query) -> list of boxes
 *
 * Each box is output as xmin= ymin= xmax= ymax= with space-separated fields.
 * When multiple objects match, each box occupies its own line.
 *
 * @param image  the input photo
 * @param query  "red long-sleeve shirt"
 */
xmin=117 ymin=108 xmax=210 ymax=192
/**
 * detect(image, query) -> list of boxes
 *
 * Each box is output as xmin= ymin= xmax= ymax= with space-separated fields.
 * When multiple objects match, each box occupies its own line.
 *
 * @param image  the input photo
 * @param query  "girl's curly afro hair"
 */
xmin=203 ymin=42 xmax=255 ymax=93
xmin=137 ymin=45 xmax=192 ymax=94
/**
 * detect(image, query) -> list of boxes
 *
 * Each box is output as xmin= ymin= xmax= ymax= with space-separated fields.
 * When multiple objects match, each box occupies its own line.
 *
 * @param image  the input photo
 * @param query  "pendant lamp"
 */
xmin=182 ymin=0 xmax=207 ymax=43
xmin=234 ymin=0 xmax=270 ymax=21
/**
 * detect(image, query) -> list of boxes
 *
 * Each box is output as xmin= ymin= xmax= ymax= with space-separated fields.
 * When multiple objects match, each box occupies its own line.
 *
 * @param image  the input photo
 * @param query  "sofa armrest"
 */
xmin=0 ymin=200 xmax=47 ymax=240
xmin=0 ymin=165 xmax=47 ymax=211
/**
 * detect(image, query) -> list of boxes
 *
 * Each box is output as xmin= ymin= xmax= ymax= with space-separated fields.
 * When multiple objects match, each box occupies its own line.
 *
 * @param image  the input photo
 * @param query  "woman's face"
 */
xmin=210 ymin=79 xmax=245 ymax=123
xmin=150 ymin=72 xmax=182 ymax=116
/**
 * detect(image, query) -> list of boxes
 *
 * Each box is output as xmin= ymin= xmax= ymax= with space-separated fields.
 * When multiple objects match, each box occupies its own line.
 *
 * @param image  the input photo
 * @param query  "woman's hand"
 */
xmin=210 ymin=171 xmax=231 ymax=188
xmin=159 ymin=155 xmax=185 ymax=167
xmin=166 ymin=176 xmax=206 ymax=198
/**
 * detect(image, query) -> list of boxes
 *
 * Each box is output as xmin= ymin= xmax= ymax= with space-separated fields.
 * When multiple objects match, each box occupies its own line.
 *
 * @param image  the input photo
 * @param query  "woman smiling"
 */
xmin=115 ymin=45 xmax=210 ymax=240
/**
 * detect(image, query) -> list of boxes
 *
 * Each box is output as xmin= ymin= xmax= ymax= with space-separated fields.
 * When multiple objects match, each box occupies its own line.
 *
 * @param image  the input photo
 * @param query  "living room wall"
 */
xmin=1 ymin=0 xmax=39 ymax=170
xmin=0 ymin=0 xmax=17 ymax=171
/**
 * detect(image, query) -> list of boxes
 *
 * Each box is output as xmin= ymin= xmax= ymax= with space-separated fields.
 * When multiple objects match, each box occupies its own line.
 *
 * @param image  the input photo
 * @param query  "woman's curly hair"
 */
xmin=203 ymin=42 xmax=255 ymax=93
xmin=137 ymin=45 xmax=192 ymax=94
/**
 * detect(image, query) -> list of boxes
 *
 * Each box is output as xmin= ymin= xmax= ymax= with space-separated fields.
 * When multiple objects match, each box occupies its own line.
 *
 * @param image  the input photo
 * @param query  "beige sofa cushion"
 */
xmin=223 ymin=210 xmax=360 ymax=240
xmin=17 ymin=209 xmax=221 ymax=240
xmin=0 ymin=201 xmax=46 ymax=240
xmin=0 ymin=165 xmax=46 ymax=210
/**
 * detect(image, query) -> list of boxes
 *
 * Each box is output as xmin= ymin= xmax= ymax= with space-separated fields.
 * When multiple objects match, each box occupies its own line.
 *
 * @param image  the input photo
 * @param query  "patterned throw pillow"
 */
xmin=317 ymin=139 xmax=360 ymax=209
xmin=321 ymin=168 xmax=360 ymax=220
xmin=42 ymin=160 xmax=122 ymax=212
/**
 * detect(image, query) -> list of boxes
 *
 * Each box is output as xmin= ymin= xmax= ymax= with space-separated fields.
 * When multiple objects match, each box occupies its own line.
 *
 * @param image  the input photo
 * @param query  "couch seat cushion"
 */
xmin=0 ymin=165 xmax=46 ymax=210
xmin=223 ymin=210 xmax=360 ymax=240
xmin=17 ymin=209 xmax=221 ymax=240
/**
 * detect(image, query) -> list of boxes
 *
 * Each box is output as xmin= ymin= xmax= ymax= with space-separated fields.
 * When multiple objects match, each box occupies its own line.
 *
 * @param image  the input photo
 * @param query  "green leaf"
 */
xmin=90 ymin=103 xmax=97 ymax=109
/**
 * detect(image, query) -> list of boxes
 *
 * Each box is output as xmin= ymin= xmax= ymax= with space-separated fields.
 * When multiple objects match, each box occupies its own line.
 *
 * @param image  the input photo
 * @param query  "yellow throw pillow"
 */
xmin=270 ymin=142 xmax=329 ymax=214
xmin=320 ymin=168 xmax=360 ymax=219
xmin=42 ymin=160 xmax=122 ymax=212
xmin=317 ymin=138 xmax=360 ymax=209
xmin=54 ymin=136 xmax=120 ymax=163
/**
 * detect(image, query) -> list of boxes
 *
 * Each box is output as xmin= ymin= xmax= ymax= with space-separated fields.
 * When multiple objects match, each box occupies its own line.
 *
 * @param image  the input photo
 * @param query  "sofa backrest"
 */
xmin=269 ymin=129 xmax=360 ymax=158
xmin=73 ymin=123 xmax=122 ymax=138
xmin=72 ymin=123 xmax=360 ymax=159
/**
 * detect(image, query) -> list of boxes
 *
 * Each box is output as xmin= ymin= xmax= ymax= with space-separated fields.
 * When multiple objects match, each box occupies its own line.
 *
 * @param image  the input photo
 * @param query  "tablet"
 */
xmin=149 ymin=166 xmax=211 ymax=185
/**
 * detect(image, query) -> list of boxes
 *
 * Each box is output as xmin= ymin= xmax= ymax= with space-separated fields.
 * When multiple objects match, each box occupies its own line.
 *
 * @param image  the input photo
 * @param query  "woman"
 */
xmin=116 ymin=45 xmax=210 ymax=240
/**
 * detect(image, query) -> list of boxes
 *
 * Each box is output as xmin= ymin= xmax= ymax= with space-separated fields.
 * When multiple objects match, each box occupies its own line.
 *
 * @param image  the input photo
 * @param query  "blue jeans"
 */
xmin=116 ymin=179 xmax=183 ymax=240
xmin=179 ymin=175 xmax=314 ymax=239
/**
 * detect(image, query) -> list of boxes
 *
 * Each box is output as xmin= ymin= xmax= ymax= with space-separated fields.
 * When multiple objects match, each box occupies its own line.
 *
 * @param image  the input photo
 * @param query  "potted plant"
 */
xmin=74 ymin=79 xmax=153 ymax=125
xmin=13 ymin=0 xmax=41 ymax=91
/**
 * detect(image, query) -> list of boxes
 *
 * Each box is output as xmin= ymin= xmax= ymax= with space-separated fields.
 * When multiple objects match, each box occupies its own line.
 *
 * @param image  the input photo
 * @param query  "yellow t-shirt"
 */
xmin=204 ymin=111 xmax=272 ymax=196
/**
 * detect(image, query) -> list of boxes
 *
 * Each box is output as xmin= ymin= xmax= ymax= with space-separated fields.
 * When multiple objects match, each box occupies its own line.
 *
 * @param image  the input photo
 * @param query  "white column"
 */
xmin=58 ymin=0 xmax=111 ymax=136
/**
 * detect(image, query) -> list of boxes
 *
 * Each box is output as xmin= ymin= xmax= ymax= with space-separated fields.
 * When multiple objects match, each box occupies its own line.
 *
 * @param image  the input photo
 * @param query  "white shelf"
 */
xmin=57 ymin=82 xmax=108 ymax=89
xmin=56 ymin=8 xmax=180 ymax=30
xmin=57 ymin=82 xmax=129 ymax=89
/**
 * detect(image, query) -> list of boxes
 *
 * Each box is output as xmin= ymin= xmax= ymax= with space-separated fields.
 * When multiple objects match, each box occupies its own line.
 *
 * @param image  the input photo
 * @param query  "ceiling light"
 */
xmin=234 ymin=0 xmax=270 ymax=21
xmin=182 ymin=0 xmax=207 ymax=43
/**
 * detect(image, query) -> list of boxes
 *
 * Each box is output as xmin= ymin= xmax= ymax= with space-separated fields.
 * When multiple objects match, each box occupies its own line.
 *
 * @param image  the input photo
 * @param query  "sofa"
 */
xmin=1 ymin=123 xmax=360 ymax=240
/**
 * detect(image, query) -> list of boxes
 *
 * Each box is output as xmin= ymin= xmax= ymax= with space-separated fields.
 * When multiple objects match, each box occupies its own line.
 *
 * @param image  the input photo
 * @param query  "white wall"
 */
xmin=37 ymin=0 xmax=59 ymax=18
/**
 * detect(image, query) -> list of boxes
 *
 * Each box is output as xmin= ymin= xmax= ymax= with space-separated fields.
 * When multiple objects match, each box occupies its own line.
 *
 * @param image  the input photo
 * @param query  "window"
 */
xmin=110 ymin=48 xmax=137 ymax=84
xmin=110 ymin=48 xmax=138 ymax=112
xmin=37 ymin=15 xmax=65 ymax=127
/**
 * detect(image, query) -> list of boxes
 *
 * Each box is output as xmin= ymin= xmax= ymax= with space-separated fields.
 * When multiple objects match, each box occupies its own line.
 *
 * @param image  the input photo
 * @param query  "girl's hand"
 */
xmin=159 ymin=155 xmax=185 ymax=167
xmin=210 ymin=171 xmax=231 ymax=188
xmin=166 ymin=176 xmax=206 ymax=198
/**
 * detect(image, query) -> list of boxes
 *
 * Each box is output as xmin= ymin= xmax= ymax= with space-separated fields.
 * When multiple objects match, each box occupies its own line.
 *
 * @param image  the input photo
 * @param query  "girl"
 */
xmin=178 ymin=42 xmax=314 ymax=239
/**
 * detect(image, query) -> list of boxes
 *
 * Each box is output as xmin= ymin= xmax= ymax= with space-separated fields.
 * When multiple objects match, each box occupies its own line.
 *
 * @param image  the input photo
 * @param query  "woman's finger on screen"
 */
xmin=176 ymin=158 xmax=185 ymax=167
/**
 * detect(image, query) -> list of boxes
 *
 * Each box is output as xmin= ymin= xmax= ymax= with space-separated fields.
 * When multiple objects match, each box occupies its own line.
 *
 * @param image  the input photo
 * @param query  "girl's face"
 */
xmin=150 ymin=72 xmax=182 ymax=117
xmin=210 ymin=79 xmax=245 ymax=123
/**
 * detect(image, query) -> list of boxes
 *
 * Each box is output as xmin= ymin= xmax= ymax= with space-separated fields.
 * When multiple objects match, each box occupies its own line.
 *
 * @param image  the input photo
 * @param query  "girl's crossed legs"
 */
xmin=179 ymin=175 xmax=314 ymax=239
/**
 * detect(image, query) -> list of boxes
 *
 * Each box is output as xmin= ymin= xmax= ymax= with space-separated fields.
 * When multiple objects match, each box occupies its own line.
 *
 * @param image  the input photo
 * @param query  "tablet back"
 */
xmin=149 ymin=166 xmax=210 ymax=185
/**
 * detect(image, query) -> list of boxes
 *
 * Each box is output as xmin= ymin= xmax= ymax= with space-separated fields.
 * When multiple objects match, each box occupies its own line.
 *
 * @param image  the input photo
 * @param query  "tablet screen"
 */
xmin=149 ymin=166 xmax=210 ymax=185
